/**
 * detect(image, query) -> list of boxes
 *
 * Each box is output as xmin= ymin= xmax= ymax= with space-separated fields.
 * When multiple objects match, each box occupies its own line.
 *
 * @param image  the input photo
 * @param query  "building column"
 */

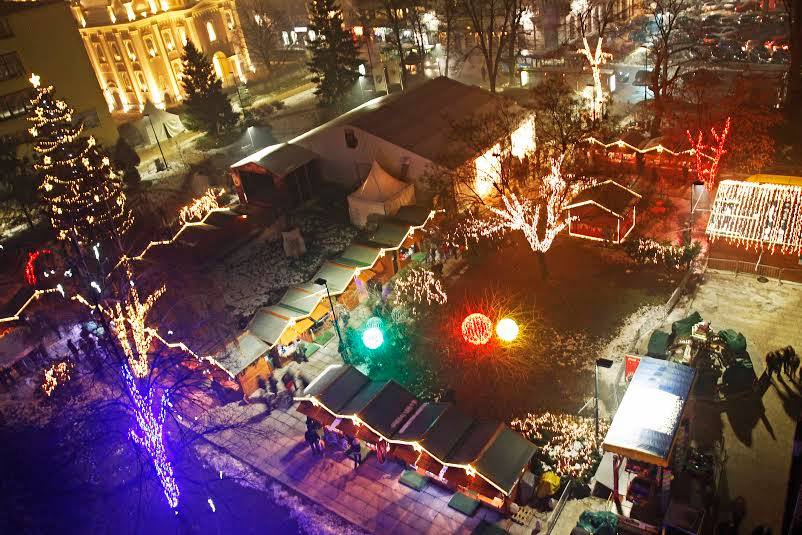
xmin=151 ymin=23 xmax=182 ymax=103
xmin=184 ymin=14 xmax=203 ymax=49
xmin=113 ymin=31 xmax=146 ymax=110
xmin=130 ymin=28 xmax=164 ymax=106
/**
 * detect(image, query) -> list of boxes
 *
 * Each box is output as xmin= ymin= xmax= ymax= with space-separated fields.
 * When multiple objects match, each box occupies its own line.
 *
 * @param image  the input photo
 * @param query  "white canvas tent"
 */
xmin=347 ymin=160 xmax=415 ymax=227
xmin=120 ymin=101 xmax=186 ymax=147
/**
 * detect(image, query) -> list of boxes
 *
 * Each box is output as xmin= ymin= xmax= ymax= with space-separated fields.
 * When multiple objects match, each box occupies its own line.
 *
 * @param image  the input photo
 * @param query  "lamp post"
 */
xmin=144 ymin=113 xmax=167 ymax=169
xmin=595 ymin=358 xmax=614 ymax=446
xmin=315 ymin=278 xmax=347 ymax=359
xmin=641 ymin=45 xmax=648 ymax=102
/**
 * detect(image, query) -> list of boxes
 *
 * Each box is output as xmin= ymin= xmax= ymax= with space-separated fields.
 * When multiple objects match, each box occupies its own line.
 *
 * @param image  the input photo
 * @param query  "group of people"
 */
xmin=303 ymin=417 xmax=363 ymax=469
xmin=256 ymin=370 xmax=310 ymax=416
xmin=765 ymin=346 xmax=798 ymax=379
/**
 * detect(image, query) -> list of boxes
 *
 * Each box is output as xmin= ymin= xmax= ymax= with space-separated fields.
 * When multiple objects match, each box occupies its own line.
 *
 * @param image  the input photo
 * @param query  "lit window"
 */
xmin=124 ymin=2 xmax=135 ymax=21
xmin=136 ymin=71 xmax=148 ymax=91
xmin=107 ymin=6 xmax=117 ymax=23
xmin=95 ymin=44 xmax=107 ymax=63
xmin=122 ymin=73 xmax=133 ymax=91
xmin=111 ymin=43 xmax=122 ymax=60
xmin=178 ymin=27 xmax=187 ymax=46
xmin=145 ymin=37 xmax=157 ymax=57
xmin=226 ymin=12 xmax=234 ymax=30
xmin=125 ymin=40 xmax=136 ymax=60
xmin=160 ymin=0 xmax=169 ymax=11
xmin=162 ymin=30 xmax=175 ymax=51
xmin=206 ymin=21 xmax=216 ymax=42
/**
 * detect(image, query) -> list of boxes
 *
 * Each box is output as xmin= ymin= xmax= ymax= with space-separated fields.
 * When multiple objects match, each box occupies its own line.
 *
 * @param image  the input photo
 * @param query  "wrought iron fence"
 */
xmin=706 ymin=257 xmax=802 ymax=284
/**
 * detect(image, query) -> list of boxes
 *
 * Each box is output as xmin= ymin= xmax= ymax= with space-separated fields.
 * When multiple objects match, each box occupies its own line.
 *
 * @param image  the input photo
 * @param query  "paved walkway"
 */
xmin=199 ymin=338 xmax=534 ymax=535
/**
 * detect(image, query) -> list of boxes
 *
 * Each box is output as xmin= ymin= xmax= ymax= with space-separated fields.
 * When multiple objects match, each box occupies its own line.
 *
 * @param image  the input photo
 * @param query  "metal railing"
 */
xmin=706 ymin=257 xmax=802 ymax=284
xmin=545 ymin=479 xmax=574 ymax=535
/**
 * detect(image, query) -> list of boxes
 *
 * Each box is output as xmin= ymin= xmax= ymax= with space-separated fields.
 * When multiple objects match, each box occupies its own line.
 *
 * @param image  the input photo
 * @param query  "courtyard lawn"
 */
xmin=404 ymin=235 xmax=679 ymax=420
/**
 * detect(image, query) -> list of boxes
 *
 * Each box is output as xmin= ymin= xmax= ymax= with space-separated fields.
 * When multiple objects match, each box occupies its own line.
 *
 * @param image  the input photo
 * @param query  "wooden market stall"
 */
xmin=297 ymin=364 xmax=537 ymax=511
xmin=564 ymin=180 xmax=642 ymax=243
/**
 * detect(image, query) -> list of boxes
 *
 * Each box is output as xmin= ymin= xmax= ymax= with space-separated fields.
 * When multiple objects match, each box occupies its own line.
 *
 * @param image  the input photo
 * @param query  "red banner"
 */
xmin=625 ymin=355 xmax=642 ymax=382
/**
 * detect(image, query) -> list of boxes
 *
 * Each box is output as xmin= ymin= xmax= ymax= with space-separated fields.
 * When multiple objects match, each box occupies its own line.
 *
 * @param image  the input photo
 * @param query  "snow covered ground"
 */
xmin=212 ymin=208 xmax=358 ymax=319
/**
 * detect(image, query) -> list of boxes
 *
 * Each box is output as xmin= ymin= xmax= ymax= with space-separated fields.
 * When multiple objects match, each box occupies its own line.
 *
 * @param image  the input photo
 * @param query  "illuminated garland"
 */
xmin=108 ymin=281 xmax=166 ymax=378
xmin=457 ymin=156 xmax=590 ymax=253
xmin=122 ymin=363 xmax=180 ymax=508
xmin=584 ymin=137 xmax=701 ymax=157
xmin=178 ymin=187 xmax=224 ymax=225
xmin=687 ymin=117 xmax=732 ymax=190
xmin=25 ymin=249 xmax=51 ymax=286
xmin=41 ymin=360 xmax=72 ymax=397
xmin=27 ymin=73 xmax=132 ymax=244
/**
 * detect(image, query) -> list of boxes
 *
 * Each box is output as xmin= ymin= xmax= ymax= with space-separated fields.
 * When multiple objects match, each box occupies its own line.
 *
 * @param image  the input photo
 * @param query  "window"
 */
xmin=144 ymin=36 xmax=157 ymax=56
xmin=178 ymin=27 xmax=187 ymax=46
xmin=226 ymin=11 xmax=234 ymax=30
xmin=0 ymin=88 xmax=34 ymax=122
xmin=136 ymin=71 xmax=148 ymax=91
xmin=206 ymin=21 xmax=216 ymax=42
xmin=171 ymin=59 xmax=182 ymax=78
xmin=95 ymin=44 xmax=107 ymax=63
xmin=162 ymin=30 xmax=175 ymax=51
xmin=125 ymin=40 xmax=136 ymax=60
xmin=111 ymin=42 xmax=122 ymax=60
xmin=0 ymin=53 xmax=24 ymax=82
xmin=122 ymin=73 xmax=133 ymax=91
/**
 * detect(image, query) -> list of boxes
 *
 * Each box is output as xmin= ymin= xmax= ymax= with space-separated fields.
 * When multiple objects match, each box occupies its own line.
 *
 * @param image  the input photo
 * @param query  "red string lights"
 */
xmin=24 ymin=249 xmax=51 ymax=287
xmin=687 ymin=117 xmax=732 ymax=190
xmin=461 ymin=313 xmax=494 ymax=345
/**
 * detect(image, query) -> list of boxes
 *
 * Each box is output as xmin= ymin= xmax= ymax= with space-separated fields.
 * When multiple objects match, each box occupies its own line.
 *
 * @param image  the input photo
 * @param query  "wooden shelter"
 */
xmin=229 ymin=143 xmax=318 ymax=208
xmin=297 ymin=365 xmax=537 ymax=511
xmin=564 ymin=180 xmax=642 ymax=243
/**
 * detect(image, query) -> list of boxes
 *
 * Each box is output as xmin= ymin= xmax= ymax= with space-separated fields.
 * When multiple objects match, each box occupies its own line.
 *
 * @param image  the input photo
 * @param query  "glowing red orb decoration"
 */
xmin=461 ymin=313 xmax=493 ymax=345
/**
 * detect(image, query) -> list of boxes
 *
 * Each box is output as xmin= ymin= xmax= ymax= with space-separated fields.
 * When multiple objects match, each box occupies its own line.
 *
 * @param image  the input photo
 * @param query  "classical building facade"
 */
xmin=69 ymin=0 xmax=252 ymax=113
xmin=0 ymin=0 xmax=117 ymax=146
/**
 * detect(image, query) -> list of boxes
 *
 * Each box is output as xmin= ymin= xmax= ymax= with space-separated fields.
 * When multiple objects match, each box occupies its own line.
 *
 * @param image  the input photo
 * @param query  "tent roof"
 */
xmin=312 ymin=261 xmax=356 ymax=295
xmin=230 ymin=143 xmax=318 ymax=176
xmin=565 ymin=180 xmax=642 ymax=218
xmin=277 ymin=283 xmax=326 ymax=317
xmin=706 ymin=179 xmax=802 ymax=253
xmin=448 ymin=421 xmax=502 ymax=465
xmin=348 ymin=77 xmax=502 ymax=168
xmin=348 ymin=160 xmax=412 ymax=203
xmin=248 ymin=306 xmax=293 ymax=347
xmin=391 ymin=206 xmax=436 ymax=227
xmin=602 ymin=357 xmax=696 ymax=467
xmin=475 ymin=426 xmax=539 ymax=496
xmin=420 ymin=405 xmax=475 ymax=461
xmin=361 ymin=221 xmax=411 ymax=249
xmin=359 ymin=381 xmax=420 ymax=439
xmin=395 ymin=402 xmax=451 ymax=441
xmin=217 ymin=331 xmax=270 ymax=376
xmin=335 ymin=243 xmax=384 ymax=268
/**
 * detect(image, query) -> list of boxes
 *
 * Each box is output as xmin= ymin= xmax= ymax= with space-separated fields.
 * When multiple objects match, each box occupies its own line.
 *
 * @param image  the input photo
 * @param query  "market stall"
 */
xmin=297 ymin=364 xmax=537 ymax=511
xmin=564 ymin=180 xmax=641 ymax=243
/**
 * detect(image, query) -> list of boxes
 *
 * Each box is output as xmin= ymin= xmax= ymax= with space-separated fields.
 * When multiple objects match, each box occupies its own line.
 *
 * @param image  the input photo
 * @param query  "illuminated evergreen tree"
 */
xmin=307 ymin=0 xmax=361 ymax=106
xmin=180 ymin=42 xmax=237 ymax=134
xmin=27 ymin=74 xmax=132 ymax=246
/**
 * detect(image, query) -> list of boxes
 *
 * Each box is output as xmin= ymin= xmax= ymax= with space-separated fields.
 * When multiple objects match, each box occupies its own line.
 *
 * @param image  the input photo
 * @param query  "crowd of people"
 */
xmin=510 ymin=411 xmax=609 ymax=482
xmin=765 ymin=346 xmax=798 ymax=379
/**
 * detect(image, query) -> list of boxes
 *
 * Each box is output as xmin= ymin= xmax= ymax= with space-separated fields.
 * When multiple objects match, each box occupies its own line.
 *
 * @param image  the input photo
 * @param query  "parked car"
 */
xmin=703 ymin=33 xmax=721 ymax=46
xmin=746 ymin=45 xmax=770 ymax=63
xmin=770 ymin=49 xmax=790 ymax=64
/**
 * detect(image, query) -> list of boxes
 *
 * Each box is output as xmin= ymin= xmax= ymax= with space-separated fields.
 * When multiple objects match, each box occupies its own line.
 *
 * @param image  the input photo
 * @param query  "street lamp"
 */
xmin=315 ymin=278 xmax=347 ymax=359
xmin=144 ymin=113 xmax=168 ymax=170
xmin=595 ymin=358 xmax=614 ymax=446
xmin=641 ymin=45 xmax=649 ymax=102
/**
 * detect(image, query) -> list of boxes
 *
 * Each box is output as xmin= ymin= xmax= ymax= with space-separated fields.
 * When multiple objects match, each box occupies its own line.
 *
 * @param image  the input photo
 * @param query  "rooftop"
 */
xmin=565 ymin=180 xmax=642 ymax=218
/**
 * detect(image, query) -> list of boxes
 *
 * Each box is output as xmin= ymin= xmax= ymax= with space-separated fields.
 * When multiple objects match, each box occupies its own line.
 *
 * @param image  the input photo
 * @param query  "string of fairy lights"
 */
xmin=28 ymin=73 xmax=132 ymax=243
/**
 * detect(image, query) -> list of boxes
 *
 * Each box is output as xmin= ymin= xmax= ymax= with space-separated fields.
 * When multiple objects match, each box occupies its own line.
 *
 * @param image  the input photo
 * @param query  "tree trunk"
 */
xmin=444 ymin=17 xmax=452 ymax=77
xmin=537 ymin=251 xmax=549 ymax=279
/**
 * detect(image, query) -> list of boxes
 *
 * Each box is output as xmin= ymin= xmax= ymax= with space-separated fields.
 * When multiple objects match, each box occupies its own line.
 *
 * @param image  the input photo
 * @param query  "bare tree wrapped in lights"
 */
xmin=109 ymin=280 xmax=167 ymax=378
xmin=458 ymin=156 xmax=591 ymax=255
xmin=391 ymin=266 xmax=447 ymax=316
xmin=27 ymin=74 xmax=132 ymax=247
xmin=687 ymin=117 xmax=732 ymax=190
xmin=570 ymin=0 xmax=615 ymax=121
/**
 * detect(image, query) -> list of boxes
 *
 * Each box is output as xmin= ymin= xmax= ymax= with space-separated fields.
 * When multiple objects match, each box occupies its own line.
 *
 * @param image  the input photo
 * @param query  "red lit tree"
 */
xmin=687 ymin=117 xmax=731 ymax=190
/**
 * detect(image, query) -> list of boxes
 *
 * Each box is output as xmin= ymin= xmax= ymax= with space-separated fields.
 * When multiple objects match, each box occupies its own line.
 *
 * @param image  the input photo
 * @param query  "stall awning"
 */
xmin=602 ymin=357 xmax=696 ymax=467
xmin=362 ymin=221 xmax=413 ymax=249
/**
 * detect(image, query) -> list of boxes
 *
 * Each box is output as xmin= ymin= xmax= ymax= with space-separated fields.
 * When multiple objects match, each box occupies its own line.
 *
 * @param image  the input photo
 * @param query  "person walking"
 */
xmin=349 ymin=437 xmax=362 ymax=469
xmin=257 ymin=377 xmax=273 ymax=414
xmin=766 ymin=351 xmax=780 ymax=378
xmin=267 ymin=374 xmax=279 ymax=396
xmin=282 ymin=371 xmax=297 ymax=394
xmin=305 ymin=429 xmax=321 ymax=454
xmin=787 ymin=347 xmax=799 ymax=380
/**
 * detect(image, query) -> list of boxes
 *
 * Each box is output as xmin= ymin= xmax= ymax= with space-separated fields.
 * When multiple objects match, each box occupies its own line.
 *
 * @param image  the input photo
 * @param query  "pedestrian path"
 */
xmin=199 ymin=336 xmax=531 ymax=535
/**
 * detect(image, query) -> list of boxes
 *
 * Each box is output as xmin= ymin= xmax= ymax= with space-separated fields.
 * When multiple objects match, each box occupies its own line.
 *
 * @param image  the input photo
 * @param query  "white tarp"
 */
xmin=119 ymin=100 xmax=186 ymax=147
xmin=347 ymin=160 xmax=415 ymax=227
